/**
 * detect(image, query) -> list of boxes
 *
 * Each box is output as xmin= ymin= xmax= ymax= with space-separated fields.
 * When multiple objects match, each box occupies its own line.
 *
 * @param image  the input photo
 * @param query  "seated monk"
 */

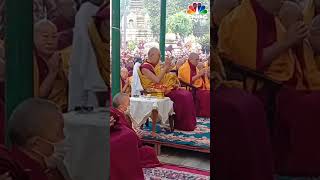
xmin=110 ymin=93 xmax=161 ymax=180
xmin=213 ymin=86 xmax=274 ymax=180
xmin=218 ymin=0 xmax=320 ymax=175
xmin=8 ymin=98 xmax=72 ymax=180
xmin=139 ymin=48 xmax=197 ymax=131
xmin=120 ymin=67 xmax=132 ymax=95
xmin=309 ymin=15 xmax=320 ymax=69
xmin=178 ymin=53 xmax=210 ymax=117
xmin=33 ymin=20 xmax=68 ymax=112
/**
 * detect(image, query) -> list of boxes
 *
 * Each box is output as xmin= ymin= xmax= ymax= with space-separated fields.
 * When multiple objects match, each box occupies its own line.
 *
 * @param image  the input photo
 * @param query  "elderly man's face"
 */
xmin=121 ymin=69 xmax=129 ymax=80
xmin=34 ymin=23 xmax=58 ymax=56
xmin=119 ymin=95 xmax=130 ymax=112
xmin=149 ymin=50 xmax=161 ymax=64
xmin=189 ymin=54 xmax=200 ymax=66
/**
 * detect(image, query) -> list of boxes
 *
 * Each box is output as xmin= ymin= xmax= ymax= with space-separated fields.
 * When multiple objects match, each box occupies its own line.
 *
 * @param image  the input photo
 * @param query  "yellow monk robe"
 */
xmin=33 ymin=53 xmax=68 ymax=112
xmin=88 ymin=20 xmax=110 ymax=88
xmin=218 ymin=0 xmax=320 ymax=91
xmin=303 ymin=0 xmax=316 ymax=25
xmin=219 ymin=0 xmax=320 ymax=175
xmin=120 ymin=76 xmax=133 ymax=95
xmin=178 ymin=61 xmax=210 ymax=117
xmin=138 ymin=62 xmax=180 ymax=92
xmin=178 ymin=61 xmax=210 ymax=90
xmin=139 ymin=61 xmax=197 ymax=130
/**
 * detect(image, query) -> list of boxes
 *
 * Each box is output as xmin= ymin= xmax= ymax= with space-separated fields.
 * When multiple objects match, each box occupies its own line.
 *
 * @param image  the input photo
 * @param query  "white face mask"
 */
xmin=32 ymin=137 xmax=70 ymax=169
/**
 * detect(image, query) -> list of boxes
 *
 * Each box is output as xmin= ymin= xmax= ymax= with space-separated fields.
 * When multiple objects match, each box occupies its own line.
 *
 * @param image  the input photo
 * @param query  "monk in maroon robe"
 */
xmin=139 ymin=48 xmax=197 ymax=131
xmin=111 ymin=93 xmax=161 ymax=168
xmin=0 ymin=145 xmax=28 ymax=180
xmin=8 ymin=98 xmax=69 ymax=180
xmin=213 ymin=87 xmax=274 ymax=180
xmin=218 ymin=0 xmax=320 ymax=176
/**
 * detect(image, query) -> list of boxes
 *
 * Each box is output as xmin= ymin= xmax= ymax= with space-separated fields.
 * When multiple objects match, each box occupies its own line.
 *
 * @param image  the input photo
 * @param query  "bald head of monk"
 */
xmin=279 ymin=1 xmax=303 ymax=29
xmin=8 ymin=98 xmax=64 ymax=157
xmin=310 ymin=15 xmax=320 ymax=55
xmin=256 ymin=0 xmax=285 ymax=15
xmin=188 ymin=53 xmax=200 ymax=67
xmin=148 ymin=47 xmax=161 ymax=65
xmin=113 ymin=93 xmax=130 ymax=113
xmin=34 ymin=19 xmax=58 ymax=57
xmin=120 ymin=67 xmax=129 ymax=80
xmin=212 ymin=0 xmax=240 ymax=25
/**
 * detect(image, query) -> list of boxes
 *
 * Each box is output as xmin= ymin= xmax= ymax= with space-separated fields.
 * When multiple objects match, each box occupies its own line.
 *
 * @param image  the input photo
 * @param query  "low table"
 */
xmin=130 ymin=96 xmax=174 ymax=136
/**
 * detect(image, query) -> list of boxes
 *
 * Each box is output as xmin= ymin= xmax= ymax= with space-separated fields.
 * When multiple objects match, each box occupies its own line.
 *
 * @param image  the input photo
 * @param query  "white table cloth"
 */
xmin=63 ymin=108 xmax=109 ymax=180
xmin=129 ymin=96 xmax=174 ymax=127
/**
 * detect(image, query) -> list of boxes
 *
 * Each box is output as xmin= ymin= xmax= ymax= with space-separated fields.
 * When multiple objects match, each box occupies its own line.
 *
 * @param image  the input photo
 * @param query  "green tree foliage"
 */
xmin=127 ymin=40 xmax=137 ymax=51
xmin=167 ymin=12 xmax=193 ymax=38
xmin=141 ymin=0 xmax=210 ymax=37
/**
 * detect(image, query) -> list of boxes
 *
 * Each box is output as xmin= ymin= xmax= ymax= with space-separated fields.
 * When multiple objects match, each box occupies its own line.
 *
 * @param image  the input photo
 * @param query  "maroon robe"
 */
xmin=110 ymin=107 xmax=161 ymax=169
xmin=52 ymin=16 xmax=74 ymax=50
xmin=251 ymin=0 xmax=320 ymax=175
xmin=0 ymin=145 xmax=29 ymax=180
xmin=10 ymin=146 xmax=65 ymax=180
xmin=140 ymin=62 xmax=197 ymax=131
xmin=213 ymin=87 xmax=274 ymax=180
xmin=189 ymin=61 xmax=210 ymax=117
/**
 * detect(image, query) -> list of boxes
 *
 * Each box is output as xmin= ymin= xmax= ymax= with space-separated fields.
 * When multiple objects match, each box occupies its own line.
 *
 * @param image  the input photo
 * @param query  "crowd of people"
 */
xmin=112 ymin=44 xmax=210 ymax=178
xmin=212 ymin=0 xmax=320 ymax=179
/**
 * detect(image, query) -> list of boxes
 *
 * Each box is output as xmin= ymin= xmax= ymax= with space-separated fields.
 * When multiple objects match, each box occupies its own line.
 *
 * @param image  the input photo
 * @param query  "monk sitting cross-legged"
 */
xmin=218 ymin=0 xmax=320 ymax=175
xmin=178 ymin=53 xmax=210 ymax=117
xmin=33 ymin=20 xmax=68 ymax=112
xmin=139 ymin=47 xmax=197 ymax=131
xmin=110 ymin=93 xmax=161 ymax=180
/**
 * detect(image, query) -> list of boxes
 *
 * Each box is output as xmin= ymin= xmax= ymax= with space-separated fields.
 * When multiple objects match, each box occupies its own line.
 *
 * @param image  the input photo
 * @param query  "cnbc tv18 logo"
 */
xmin=186 ymin=2 xmax=208 ymax=15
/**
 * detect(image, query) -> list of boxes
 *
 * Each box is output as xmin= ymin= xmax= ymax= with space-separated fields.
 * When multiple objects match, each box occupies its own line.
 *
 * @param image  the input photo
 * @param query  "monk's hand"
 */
xmin=286 ymin=21 xmax=309 ymax=46
xmin=47 ymin=52 xmax=61 ymax=74
xmin=199 ymin=68 xmax=206 ymax=76
xmin=0 ymin=172 xmax=12 ymax=180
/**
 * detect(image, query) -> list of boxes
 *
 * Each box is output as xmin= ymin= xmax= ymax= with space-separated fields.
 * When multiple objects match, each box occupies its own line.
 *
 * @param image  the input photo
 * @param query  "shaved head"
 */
xmin=34 ymin=19 xmax=58 ymax=56
xmin=279 ymin=1 xmax=303 ymax=29
xmin=310 ymin=15 xmax=320 ymax=54
xmin=188 ymin=52 xmax=200 ymax=66
xmin=8 ymin=98 xmax=64 ymax=147
xmin=113 ymin=93 xmax=130 ymax=112
xmin=120 ymin=67 xmax=129 ymax=80
xmin=213 ymin=0 xmax=240 ymax=25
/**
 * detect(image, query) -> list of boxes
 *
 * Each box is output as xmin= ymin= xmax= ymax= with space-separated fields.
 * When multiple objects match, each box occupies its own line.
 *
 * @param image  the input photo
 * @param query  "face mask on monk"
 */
xmin=31 ymin=137 xmax=69 ymax=168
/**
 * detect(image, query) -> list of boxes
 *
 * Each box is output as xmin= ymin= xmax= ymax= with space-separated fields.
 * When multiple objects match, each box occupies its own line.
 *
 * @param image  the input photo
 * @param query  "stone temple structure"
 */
xmin=121 ymin=0 xmax=153 ymax=44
